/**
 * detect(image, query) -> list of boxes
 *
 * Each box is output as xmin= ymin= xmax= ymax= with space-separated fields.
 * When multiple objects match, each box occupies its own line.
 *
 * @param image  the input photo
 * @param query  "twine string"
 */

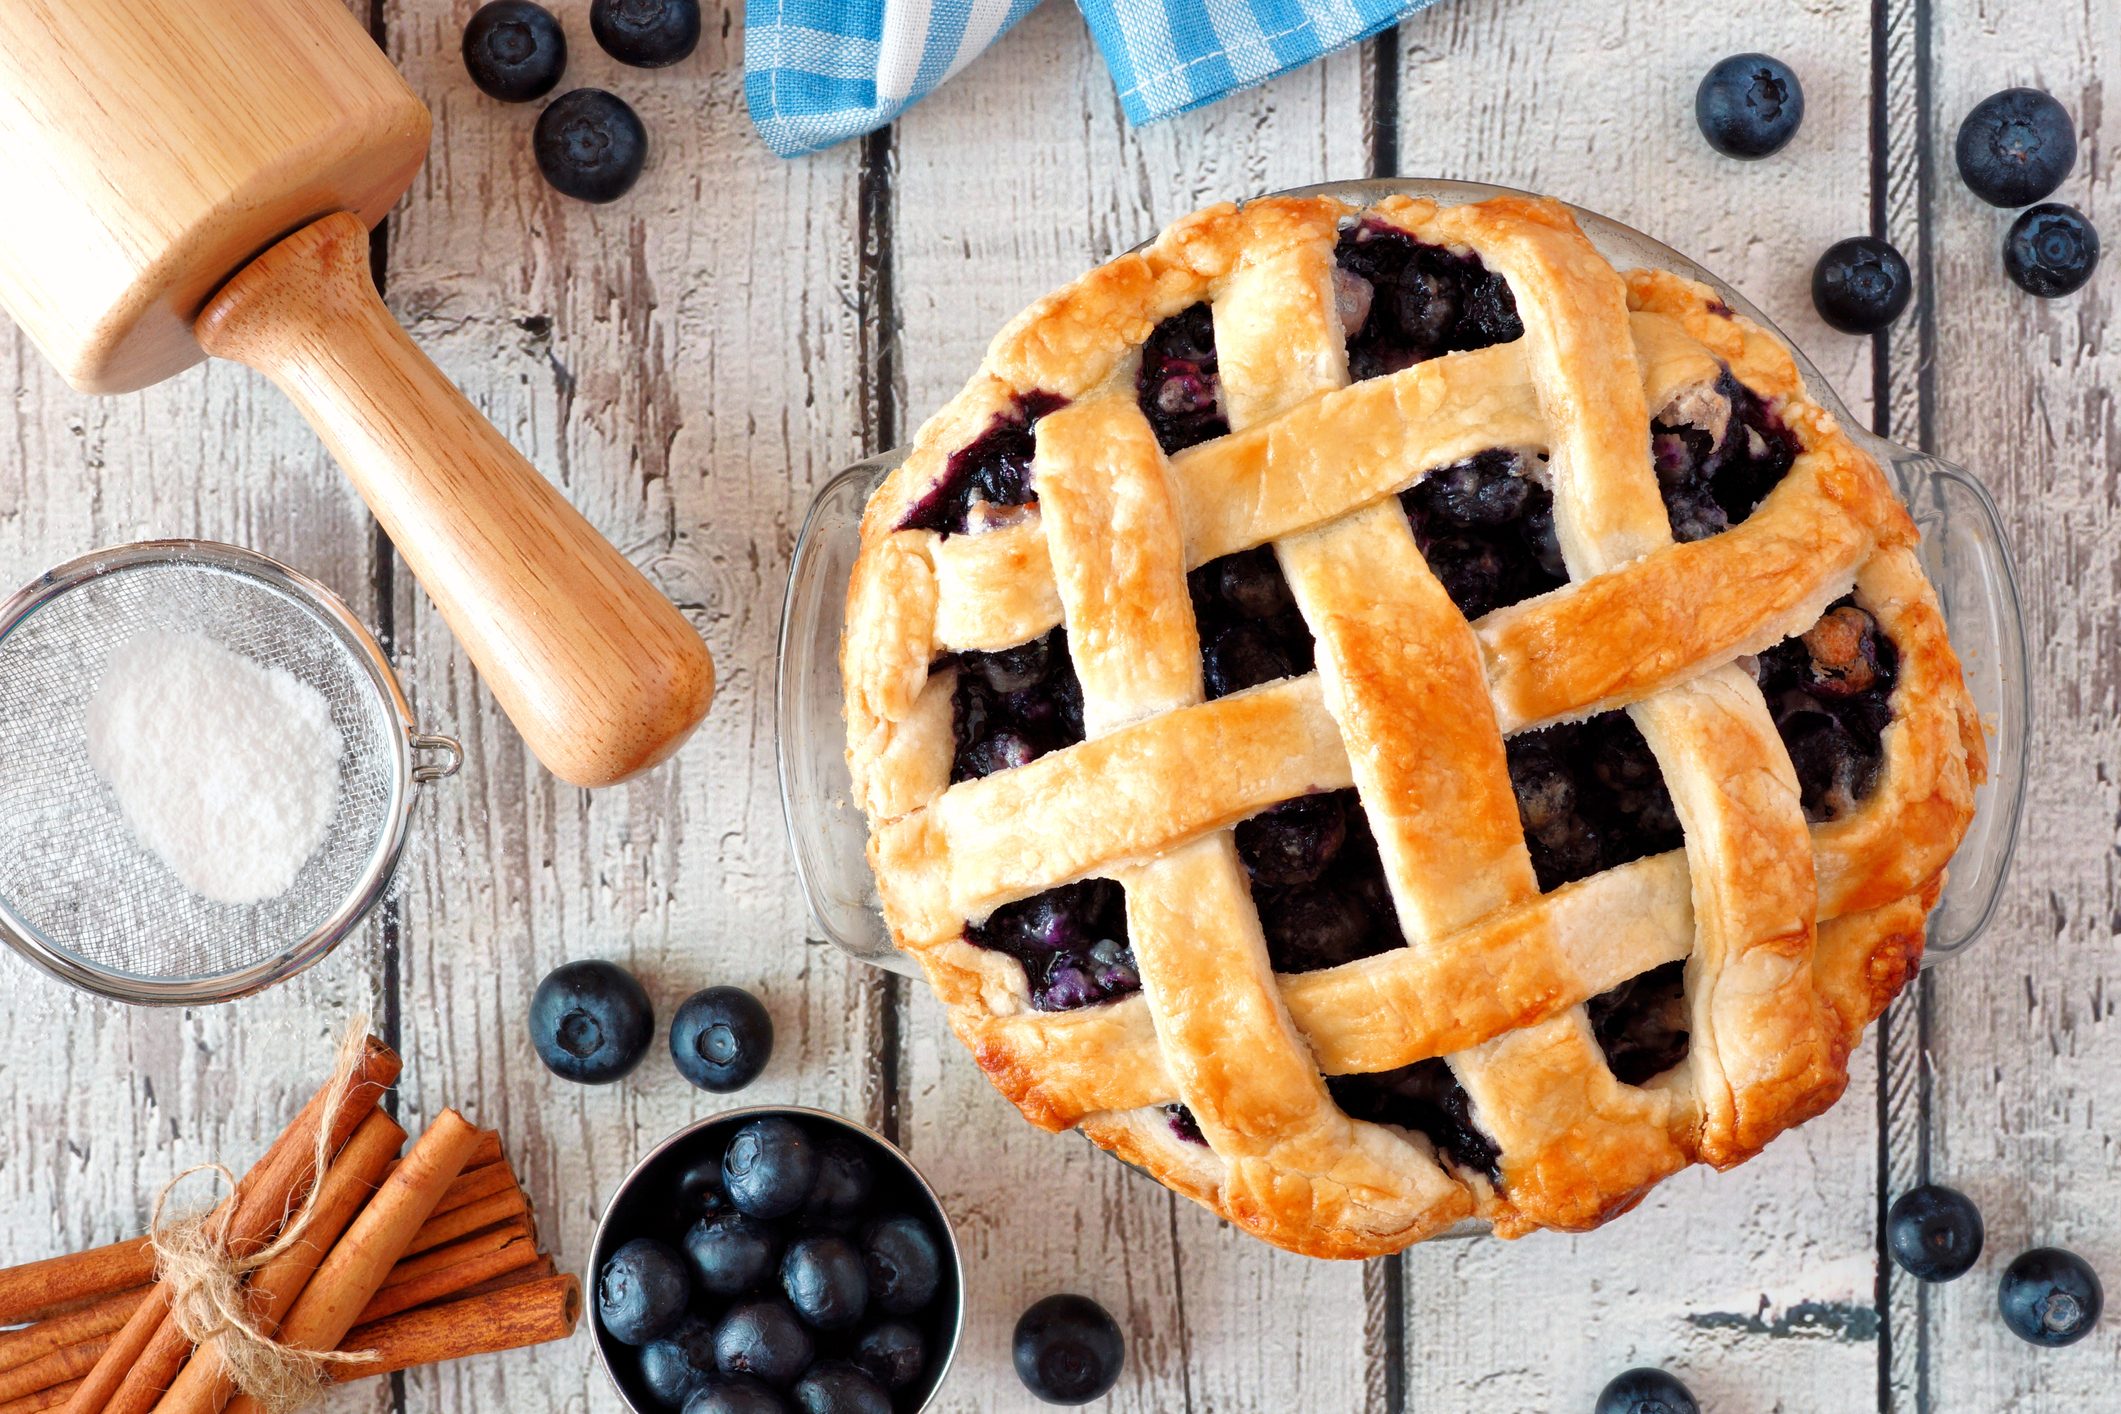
xmin=147 ymin=1017 xmax=376 ymax=1413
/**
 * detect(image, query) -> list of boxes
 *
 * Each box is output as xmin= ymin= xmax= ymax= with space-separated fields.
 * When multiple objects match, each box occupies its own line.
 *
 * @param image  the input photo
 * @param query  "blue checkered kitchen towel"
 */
xmin=745 ymin=0 xmax=1439 ymax=156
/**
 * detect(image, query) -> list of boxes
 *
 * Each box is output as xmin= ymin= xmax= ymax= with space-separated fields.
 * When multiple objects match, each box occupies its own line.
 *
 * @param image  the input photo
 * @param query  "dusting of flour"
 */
xmin=85 ymin=631 xmax=343 ymax=906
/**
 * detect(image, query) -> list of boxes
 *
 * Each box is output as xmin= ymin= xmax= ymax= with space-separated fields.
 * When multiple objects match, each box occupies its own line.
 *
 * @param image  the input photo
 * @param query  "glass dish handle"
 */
xmin=1858 ymin=433 xmax=2031 ymax=959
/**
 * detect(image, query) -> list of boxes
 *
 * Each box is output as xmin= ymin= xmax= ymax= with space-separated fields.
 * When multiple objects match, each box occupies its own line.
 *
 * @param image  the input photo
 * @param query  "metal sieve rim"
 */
xmin=0 ymin=540 xmax=461 ymax=1006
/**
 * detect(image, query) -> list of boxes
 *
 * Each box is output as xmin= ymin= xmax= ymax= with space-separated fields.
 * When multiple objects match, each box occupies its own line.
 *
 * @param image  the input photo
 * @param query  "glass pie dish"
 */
xmin=777 ymin=178 xmax=2030 ymax=981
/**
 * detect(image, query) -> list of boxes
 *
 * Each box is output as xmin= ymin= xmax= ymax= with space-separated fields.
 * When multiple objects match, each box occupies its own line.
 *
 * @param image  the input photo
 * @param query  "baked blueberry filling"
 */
xmin=1165 ymin=1104 xmax=1208 ymax=1145
xmin=898 ymin=390 xmax=1069 ymax=535
xmin=946 ymin=627 xmax=1086 ymax=783
xmin=1402 ymin=450 xmax=1568 ymax=618
xmin=1508 ymin=711 xmax=1684 ymax=893
xmin=1652 ymin=371 xmax=1802 ymax=542
xmin=1329 ymin=1059 xmax=1503 ymax=1183
xmin=1587 ymin=959 xmax=1691 ymax=1085
xmin=969 ymin=878 xmax=1140 ymax=1012
xmin=1188 ymin=546 xmax=1316 ymax=699
xmin=1138 ymin=303 xmax=1229 ymax=453
xmin=1239 ymin=791 xmax=1406 ymax=974
xmin=1753 ymin=598 xmax=1899 ymax=820
xmin=1334 ymin=222 xmax=1524 ymax=381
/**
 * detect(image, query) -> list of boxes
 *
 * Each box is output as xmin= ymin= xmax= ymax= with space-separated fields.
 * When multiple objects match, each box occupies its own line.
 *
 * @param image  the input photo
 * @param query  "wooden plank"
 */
xmin=1388 ymin=1 xmax=1889 ymax=1408
xmin=888 ymin=8 xmax=1376 ymax=1409
xmin=369 ymin=0 xmax=872 ymax=1409
xmin=1901 ymin=1 xmax=2121 ymax=1409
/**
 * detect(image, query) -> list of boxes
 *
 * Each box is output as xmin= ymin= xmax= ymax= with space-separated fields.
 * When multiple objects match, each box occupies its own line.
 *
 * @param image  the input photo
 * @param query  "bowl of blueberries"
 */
xmin=590 ymin=1107 xmax=964 ymax=1414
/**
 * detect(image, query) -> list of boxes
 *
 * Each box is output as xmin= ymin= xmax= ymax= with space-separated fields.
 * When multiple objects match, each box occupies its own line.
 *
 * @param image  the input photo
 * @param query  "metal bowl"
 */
xmin=587 ymin=1105 xmax=966 ymax=1412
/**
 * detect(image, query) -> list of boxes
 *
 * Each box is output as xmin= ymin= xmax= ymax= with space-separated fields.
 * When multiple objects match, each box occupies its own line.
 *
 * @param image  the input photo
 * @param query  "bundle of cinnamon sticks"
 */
xmin=0 ymin=1036 xmax=579 ymax=1413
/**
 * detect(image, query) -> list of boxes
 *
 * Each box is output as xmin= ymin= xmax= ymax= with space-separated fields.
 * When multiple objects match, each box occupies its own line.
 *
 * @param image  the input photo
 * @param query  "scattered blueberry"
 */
xmin=639 ymin=1314 xmax=719 ymax=1405
xmin=714 ymin=1298 xmax=816 ymax=1387
xmin=723 ymin=1118 xmax=820 ymax=1220
xmin=1957 ymin=88 xmax=2077 ymax=208
xmin=461 ymin=0 xmax=567 ymax=103
xmin=1812 ymin=236 xmax=1914 ymax=334
xmin=1999 ymin=1247 xmax=2103 ymax=1347
xmin=676 ymin=1156 xmax=730 ymax=1221
xmin=2004 ymin=203 xmax=2100 ymax=298
xmin=531 ymin=959 xmax=654 ymax=1084
xmin=1595 ymin=1367 xmax=1699 ymax=1414
xmin=1696 ymin=53 xmax=1805 ymax=160
xmin=685 ymin=1213 xmax=779 ymax=1298
xmin=1887 ymin=1184 xmax=1985 ymax=1282
xmin=534 ymin=89 xmax=648 ymax=203
xmin=861 ymin=1216 xmax=943 ymax=1316
xmin=780 ymin=1234 xmax=869 ymax=1332
xmin=684 ymin=1375 xmax=789 ymax=1414
xmin=599 ymin=1237 xmax=692 ymax=1346
xmin=790 ymin=1361 xmax=892 ymax=1414
xmin=591 ymin=0 xmax=702 ymax=67
xmin=851 ymin=1320 xmax=926 ymax=1391
xmin=671 ymin=987 xmax=775 ymax=1093
xmin=1013 ymin=1294 xmax=1125 ymax=1405
xmin=804 ymin=1137 xmax=874 ymax=1220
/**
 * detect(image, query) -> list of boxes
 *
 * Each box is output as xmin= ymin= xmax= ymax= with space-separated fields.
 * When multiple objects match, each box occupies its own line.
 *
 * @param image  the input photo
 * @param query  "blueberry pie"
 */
xmin=839 ymin=193 xmax=1985 ymax=1257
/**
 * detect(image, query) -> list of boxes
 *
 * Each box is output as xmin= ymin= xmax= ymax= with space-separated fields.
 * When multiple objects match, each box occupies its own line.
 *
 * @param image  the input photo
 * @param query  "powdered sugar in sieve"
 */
xmin=0 ymin=541 xmax=461 ymax=1005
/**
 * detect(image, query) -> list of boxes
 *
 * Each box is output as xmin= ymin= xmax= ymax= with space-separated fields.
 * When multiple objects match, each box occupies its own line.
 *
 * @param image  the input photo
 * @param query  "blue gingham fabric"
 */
xmin=745 ymin=0 xmax=1442 ymax=156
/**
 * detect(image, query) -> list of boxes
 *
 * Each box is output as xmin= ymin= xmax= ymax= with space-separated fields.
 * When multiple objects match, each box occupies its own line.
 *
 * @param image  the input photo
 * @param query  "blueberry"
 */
xmin=676 ymin=1155 xmax=730 ymax=1221
xmin=640 ymin=1314 xmax=719 ymax=1405
xmin=804 ymin=1136 xmax=875 ymax=1219
xmin=1696 ymin=54 xmax=1804 ymax=160
xmin=1999 ymin=1247 xmax=2103 ymax=1347
xmin=598 ymin=1237 xmax=691 ymax=1346
xmin=1887 ymin=1184 xmax=1985 ymax=1282
xmin=591 ymin=0 xmax=701 ymax=67
xmin=684 ymin=1212 xmax=779 ymax=1298
xmin=978 ymin=637 xmax=1053 ymax=693
xmin=861 ymin=1215 xmax=943 ymax=1315
xmin=1216 ymin=549 xmax=1296 ymax=619
xmin=1260 ymin=885 xmax=1376 ymax=973
xmin=461 ymin=1 xmax=567 ymax=102
xmin=1957 ymin=88 xmax=2076 ymax=207
xmin=1595 ymin=1367 xmax=1699 ymax=1414
xmin=789 ymin=1361 xmax=891 ymax=1414
xmin=851 ymin=1320 xmax=926 ymax=1391
xmin=1202 ymin=623 xmax=1294 ymax=699
xmin=2004 ymin=203 xmax=2100 ymax=299
xmin=1812 ymin=237 xmax=1913 ymax=334
xmin=684 ymin=1375 xmax=789 ymax=1414
xmin=1236 ymin=795 xmax=1348 ymax=888
xmin=530 ymin=960 xmax=653 ymax=1083
xmin=714 ymin=1298 xmax=815 ymax=1387
xmin=671 ymin=987 xmax=775 ymax=1093
xmin=723 ymin=1118 xmax=820 ymax=1220
xmin=780 ymin=1234 xmax=869 ymax=1332
xmin=533 ymin=89 xmax=648 ymax=203
xmin=1013 ymin=1293 xmax=1125 ymax=1405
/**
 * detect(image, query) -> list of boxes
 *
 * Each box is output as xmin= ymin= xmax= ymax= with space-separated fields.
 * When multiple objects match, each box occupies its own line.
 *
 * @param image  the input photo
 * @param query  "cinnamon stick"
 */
xmin=398 ymin=1187 xmax=530 ymax=1258
xmin=0 ymin=1290 xmax=146 ymax=1376
xmin=0 ymin=1341 xmax=106 ymax=1405
xmin=0 ymin=1377 xmax=79 ymax=1413
xmin=0 ymin=1246 xmax=153 ymax=1329
xmin=423 ymin=1162 xmax=515 ymax=1219
xmin=218 ymin=1110 xmax=480 ymax=1414
xmin=66 ymin=1035 xmax=401 ymax=1414
xmin=146 ymin=1110 xmax=405 ymax=1414
xmin=353 ymin=1227 xmax=539 ymax=1327
xmin=330 ymin=1275 xmax=581 ymax=1383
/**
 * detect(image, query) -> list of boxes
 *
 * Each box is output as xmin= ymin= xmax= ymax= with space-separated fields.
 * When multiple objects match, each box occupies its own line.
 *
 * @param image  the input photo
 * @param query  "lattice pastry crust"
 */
xmin=840 ymin=193 xmax=1985 ymax=1258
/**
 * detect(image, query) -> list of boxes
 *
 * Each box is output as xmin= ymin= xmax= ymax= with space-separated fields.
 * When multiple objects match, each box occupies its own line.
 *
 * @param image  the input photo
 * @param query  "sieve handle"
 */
xmin=194 ymin=214 xmax=715 ymax=789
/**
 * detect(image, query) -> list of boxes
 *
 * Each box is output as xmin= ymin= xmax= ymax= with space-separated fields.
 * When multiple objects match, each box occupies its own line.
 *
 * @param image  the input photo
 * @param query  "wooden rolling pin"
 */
xmin=0 ymin=0 xmax=714 ymax=787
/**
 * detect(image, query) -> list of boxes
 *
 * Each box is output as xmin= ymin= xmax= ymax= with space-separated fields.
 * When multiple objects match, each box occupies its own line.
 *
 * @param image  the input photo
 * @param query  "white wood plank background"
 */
xmin=0 ymin=0 xmax=2113 ymax=1409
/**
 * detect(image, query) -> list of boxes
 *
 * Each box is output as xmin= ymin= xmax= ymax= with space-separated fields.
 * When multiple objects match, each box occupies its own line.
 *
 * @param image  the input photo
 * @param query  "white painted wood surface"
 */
xmin=0 ymin=0 xmax=2112 ymax=1409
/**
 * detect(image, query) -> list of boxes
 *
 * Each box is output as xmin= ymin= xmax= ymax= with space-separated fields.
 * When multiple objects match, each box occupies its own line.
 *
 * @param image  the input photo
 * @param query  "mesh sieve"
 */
xmin=0 ymin=542 xmax=460 ymax=1005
